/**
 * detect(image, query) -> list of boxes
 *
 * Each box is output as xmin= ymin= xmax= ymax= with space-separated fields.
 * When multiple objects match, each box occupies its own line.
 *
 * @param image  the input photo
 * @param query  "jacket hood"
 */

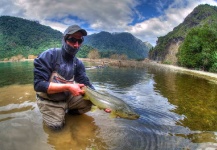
xmin=61 ymin=25 xmax=87 ymax=59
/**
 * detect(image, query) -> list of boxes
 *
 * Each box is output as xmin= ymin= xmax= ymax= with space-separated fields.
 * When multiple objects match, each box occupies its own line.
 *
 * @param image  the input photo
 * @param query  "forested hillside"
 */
xmin=149 ymin=4 xmax=217 ymax=71
xmin=0 ymin=16 xmax=62 ymax=59
xmin=0 ymin=16 xmax=151 ymax=60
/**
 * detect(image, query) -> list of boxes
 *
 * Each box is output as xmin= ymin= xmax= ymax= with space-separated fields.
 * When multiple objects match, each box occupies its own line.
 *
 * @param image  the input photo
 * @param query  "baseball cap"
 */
xmin=63 ymin=25 xmax=87 ymax=36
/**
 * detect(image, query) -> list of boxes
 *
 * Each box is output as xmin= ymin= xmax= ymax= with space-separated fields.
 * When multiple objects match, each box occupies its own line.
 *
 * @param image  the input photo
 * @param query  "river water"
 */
xmin=0 ymin=61 xmax=216 ymax=150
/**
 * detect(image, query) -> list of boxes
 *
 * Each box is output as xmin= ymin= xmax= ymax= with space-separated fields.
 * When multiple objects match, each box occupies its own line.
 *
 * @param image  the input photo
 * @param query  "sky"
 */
xmin=1 ymin=0 xmax=217 ymax=46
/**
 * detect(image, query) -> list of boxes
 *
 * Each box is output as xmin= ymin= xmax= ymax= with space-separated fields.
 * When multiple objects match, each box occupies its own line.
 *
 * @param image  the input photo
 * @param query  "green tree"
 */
xmin=88 ymin=49 xmax=100 ymax=59
xmin=77 ymin=45 xmax=93 ymax=58
xmin=0 ymin=16 xmax=62 ymax=60
xmin=178 ymin=25 xmax=217 ymax=72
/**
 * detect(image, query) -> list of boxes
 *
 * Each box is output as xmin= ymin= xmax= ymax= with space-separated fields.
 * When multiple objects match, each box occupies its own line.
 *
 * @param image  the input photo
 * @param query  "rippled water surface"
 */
xmin=0 ymin=61 xmax=217 ymax=150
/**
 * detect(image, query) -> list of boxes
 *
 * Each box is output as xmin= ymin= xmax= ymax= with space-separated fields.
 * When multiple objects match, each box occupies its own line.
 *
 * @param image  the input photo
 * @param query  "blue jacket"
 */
xmin=34 ymin=46 xmax=94 ymax=93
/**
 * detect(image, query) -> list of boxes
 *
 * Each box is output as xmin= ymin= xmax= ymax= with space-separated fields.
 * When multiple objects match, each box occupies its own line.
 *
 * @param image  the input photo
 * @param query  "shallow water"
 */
xmin=0 ymin=61 xmax=217 ymax=150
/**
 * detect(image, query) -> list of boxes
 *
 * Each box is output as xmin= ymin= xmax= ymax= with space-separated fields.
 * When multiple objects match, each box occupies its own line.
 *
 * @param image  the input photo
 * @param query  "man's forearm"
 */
xmin=47 ymin=82 xmax=69 ymax=94
xmin=47 ymin=82 xmax=85 ymax=96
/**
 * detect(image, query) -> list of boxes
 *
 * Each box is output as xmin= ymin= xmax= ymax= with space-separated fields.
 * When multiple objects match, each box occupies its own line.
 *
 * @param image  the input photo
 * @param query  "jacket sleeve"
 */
xmin=74 ymin=58 xmax=95 ymax=89
xmin=33 ymin=49 xmax=56 ymax=92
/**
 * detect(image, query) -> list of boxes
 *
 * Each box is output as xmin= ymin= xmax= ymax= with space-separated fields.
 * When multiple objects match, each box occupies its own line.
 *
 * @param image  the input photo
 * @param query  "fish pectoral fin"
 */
xmin=83 ymin=94 xmax=90 ymax=100
xmin=109 ymin=112 xmax=117 ymax=118
xmin=90 ymin=105 xmax=99 ymax=112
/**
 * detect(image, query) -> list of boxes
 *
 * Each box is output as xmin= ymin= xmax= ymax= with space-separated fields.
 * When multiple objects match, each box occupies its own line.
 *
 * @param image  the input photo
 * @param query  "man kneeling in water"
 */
xmin=34 ymin=25 xmax=95 ymax=130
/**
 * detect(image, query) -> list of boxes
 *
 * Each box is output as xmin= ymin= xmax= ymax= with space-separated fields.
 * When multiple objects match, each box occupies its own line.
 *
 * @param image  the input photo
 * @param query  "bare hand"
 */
xmin=104 ymin=108 xmax=111 ymax=113
xmin=68 ymin=84 xmax=85 ymax=96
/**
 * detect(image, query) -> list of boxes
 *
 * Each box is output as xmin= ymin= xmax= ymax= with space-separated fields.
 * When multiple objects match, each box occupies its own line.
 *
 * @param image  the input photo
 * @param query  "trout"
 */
xmin=83 ymin=86 xmax=140 ymax=120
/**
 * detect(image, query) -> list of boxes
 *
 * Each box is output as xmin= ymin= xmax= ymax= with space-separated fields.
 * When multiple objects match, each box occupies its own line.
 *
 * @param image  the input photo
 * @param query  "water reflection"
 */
xmin=0 ymin=61 xmax=33 ymax=87
xmin=44 ymin=114 xmax=106 ymax=150
xmin=148 ymin=67 xmax=217 ymax=144
xmin=0 ymin=84 xmax=50 ymax=150
xmin=0 ymin=84 xmax=106 ymax=150
xmin=0 ymin=84 xmax=35 ymax=118
xmin=86 ymin=67 xmax=151 ymax=90
xmin=0 ymin=61 xmax=217 ymax=149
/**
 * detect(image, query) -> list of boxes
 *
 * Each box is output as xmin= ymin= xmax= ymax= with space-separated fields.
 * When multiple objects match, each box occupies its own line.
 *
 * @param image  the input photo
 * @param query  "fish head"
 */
xmin=115 ymin=106 xmax=140 ymax=120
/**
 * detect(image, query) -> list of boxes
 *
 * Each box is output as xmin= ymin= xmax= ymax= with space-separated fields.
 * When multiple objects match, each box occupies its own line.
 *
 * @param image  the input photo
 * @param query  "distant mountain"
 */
xmin=149 ymin=4 xmax=217 ymax=64
xmin=0 ymin=16 xmax=62 ymax=59
xmin=0 ymin=16 xmax=151 ymax=60
xmin=144 ymin=41 xmax=153 ymax=50
xmin=83 ymin=31 xmax=150 ymax=59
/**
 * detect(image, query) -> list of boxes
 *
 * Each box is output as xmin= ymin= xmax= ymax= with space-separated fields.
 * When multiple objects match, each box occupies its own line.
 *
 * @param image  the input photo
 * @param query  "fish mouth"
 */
xmin=129 ymin=114 xmax=140 ymax=119
xmin=135 ymin=115 xmax=140 ymax=119
xmin=130 ymin=116 xmax=140 ymax=120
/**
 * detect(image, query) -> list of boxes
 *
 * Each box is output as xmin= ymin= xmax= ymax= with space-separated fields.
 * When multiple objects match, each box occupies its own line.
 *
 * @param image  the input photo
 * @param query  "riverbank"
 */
xmin=80 ymin=58 xmax=217 ymax=83
xmin=0 ymin=59 xmax=34 ymax=63
xmin=148 ymin=62 xmax=217 ymax=83
xmin=2 ymin=58 xmax=217 ymax=82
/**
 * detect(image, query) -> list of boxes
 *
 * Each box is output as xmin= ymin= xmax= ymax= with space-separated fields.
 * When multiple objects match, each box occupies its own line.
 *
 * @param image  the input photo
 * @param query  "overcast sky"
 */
xmin=1 ymin=0 xmax=217 ymax=46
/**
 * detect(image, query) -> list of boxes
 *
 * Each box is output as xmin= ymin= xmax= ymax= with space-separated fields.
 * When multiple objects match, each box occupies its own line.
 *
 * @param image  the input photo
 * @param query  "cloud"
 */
xmin=0 ymin=0 xmax=217 ymax=46
xmin=0 ymin=0 xmax=141 ymax=34
xmin=10 ymin=0 xmax=139 ymax=31
xmin=127 ymin=0 xmax=217 ymax=46
xmin=0 ymin=0 xmax=25 ymax=17
xmin=155 ymin=0 xmax=171 ymax=13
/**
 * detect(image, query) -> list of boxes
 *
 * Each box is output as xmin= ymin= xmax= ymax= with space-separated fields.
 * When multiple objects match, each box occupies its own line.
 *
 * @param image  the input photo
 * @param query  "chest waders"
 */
xmin=36 ymin=49 xmax=76 ymax=101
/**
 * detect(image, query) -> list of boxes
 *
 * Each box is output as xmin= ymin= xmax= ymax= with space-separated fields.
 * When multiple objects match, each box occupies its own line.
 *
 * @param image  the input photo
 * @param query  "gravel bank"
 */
xmin=150 ymin=62 xmax=217 ymax=83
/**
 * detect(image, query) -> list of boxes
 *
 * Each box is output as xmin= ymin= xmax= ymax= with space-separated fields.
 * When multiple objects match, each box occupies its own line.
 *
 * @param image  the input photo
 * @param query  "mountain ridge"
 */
xmin=149 ymin=4 xmax=217 ymax=64
xmin=83 ymin=31 xmax=150 ymax=59
xmin=0 ymin=16 xmax=151 ymax=60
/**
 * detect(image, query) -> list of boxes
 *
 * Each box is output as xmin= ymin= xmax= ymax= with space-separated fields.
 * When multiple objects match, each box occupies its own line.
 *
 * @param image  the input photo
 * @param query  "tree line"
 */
xmin=177 ymin=25 xmax=217 ymax=72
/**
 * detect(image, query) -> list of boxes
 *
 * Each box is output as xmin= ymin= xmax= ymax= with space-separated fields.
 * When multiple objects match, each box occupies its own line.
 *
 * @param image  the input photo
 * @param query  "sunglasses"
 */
xmin=66 ymin=37 xmax=83 ymax=44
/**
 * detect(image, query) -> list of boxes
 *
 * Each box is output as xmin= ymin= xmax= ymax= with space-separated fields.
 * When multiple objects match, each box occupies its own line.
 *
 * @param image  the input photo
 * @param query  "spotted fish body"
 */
xmin=83 ymin=86 xmax=140 ymax=120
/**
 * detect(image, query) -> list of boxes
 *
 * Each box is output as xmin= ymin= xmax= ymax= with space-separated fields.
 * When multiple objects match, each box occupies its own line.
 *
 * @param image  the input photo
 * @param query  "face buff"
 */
xmin=62 ymin=39 xmax=79 ymax=57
